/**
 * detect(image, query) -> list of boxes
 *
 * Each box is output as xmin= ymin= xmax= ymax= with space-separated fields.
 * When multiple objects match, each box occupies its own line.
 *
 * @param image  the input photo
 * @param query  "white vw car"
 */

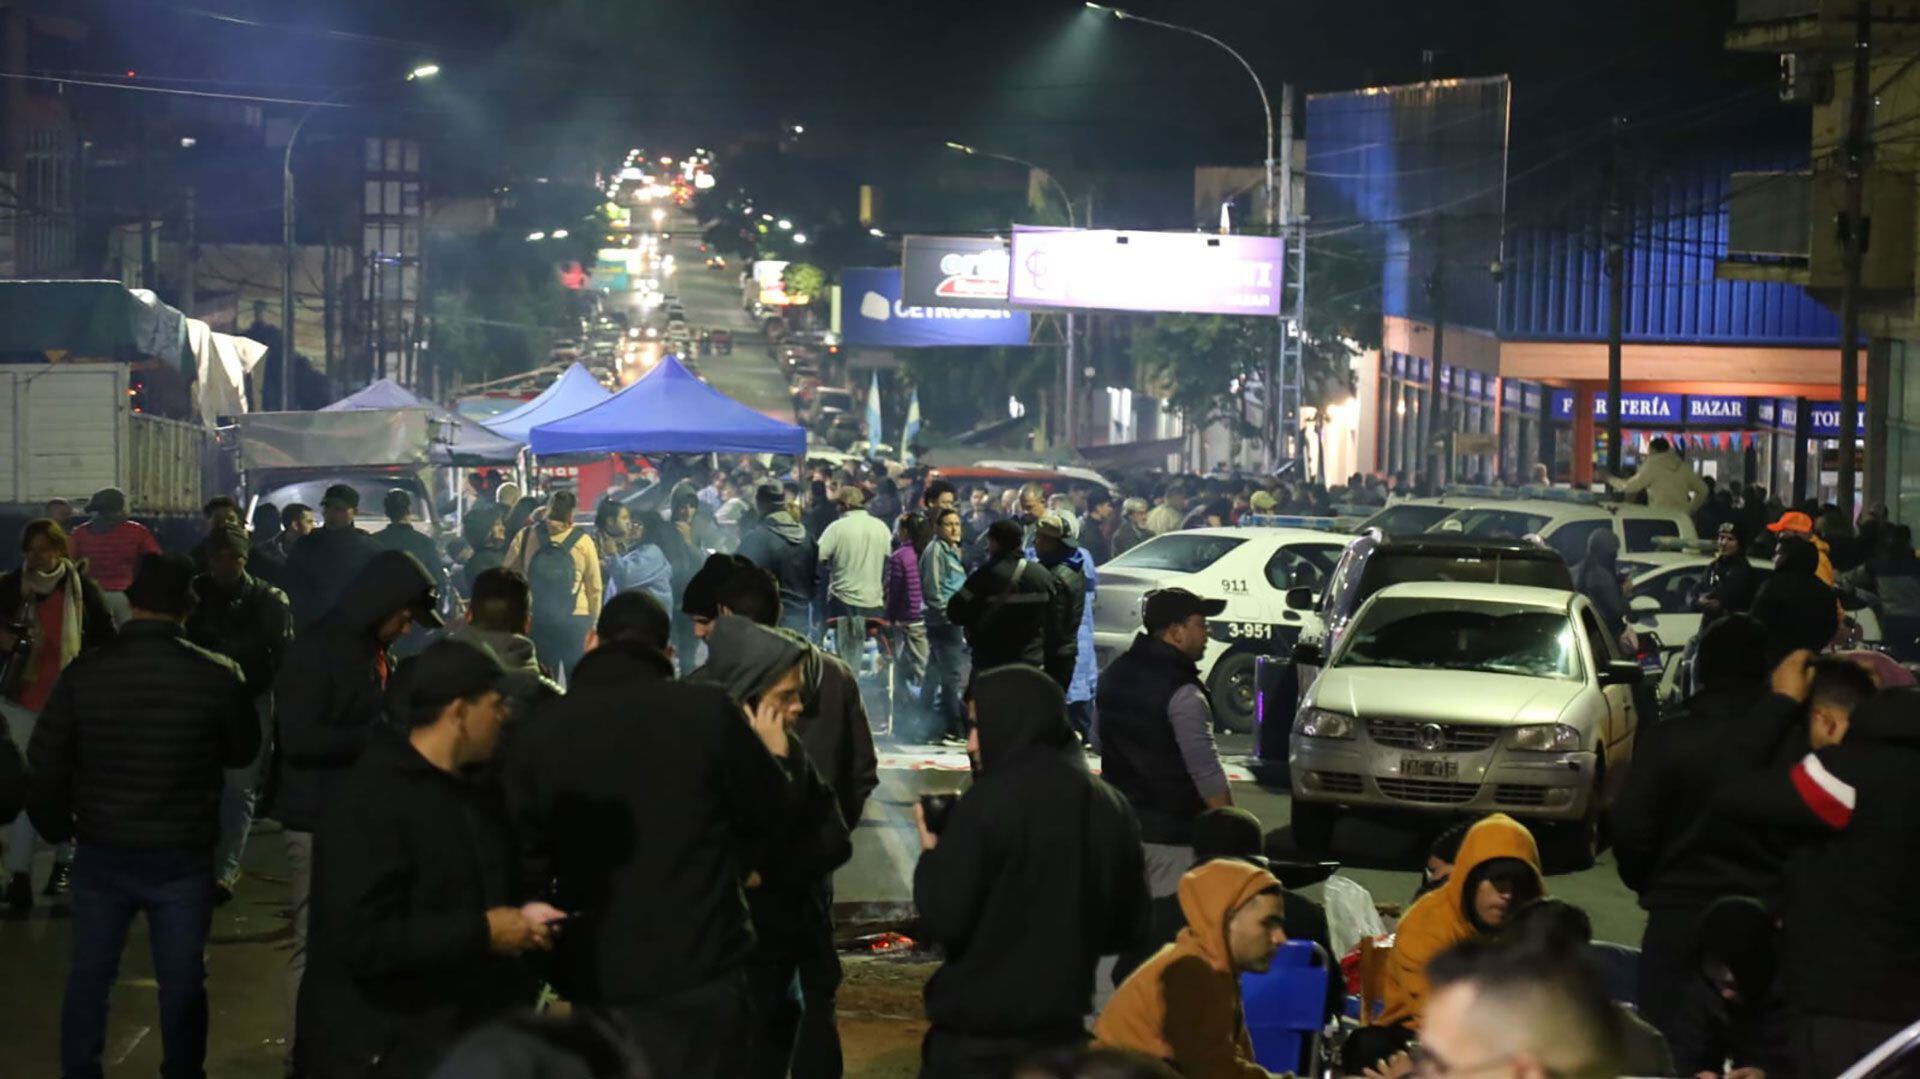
xmin=1288 ymin=581 xmax=1642 ymax=868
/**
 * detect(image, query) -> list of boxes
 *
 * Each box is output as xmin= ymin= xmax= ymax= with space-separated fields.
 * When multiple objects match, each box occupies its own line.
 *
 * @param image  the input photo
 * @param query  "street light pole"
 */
xmin=945 ymin=141 xmax=1080 ymax=450
xmin=279 ymin=63 xmax=439 ymax=412
xmin=1085 ymin=4 xmax=1288 ymax=465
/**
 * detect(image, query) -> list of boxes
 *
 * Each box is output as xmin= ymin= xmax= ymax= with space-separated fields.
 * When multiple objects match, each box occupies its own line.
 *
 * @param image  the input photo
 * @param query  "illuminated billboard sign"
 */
xmin=901 ymin=235 xmax=1011 ymax=308
xmin=839 ymin=268 xmax=1029 ymax=348
xmin=1007 ymin=226 xmax=1283 ymax=316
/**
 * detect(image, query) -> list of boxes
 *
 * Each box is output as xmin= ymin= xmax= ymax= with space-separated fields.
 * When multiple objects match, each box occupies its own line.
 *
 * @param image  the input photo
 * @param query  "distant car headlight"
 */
xmin=1511 ymin=723 xmax=1582 ymax=752
xmin=1293 ymin=708 xmax=1355 ymax=740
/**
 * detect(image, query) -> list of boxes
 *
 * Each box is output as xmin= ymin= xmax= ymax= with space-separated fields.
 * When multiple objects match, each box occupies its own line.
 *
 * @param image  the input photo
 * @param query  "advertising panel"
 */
xmin=751 ymin=260 xmax=790 ymax=306
xmin=1007 ymin=226 xmax=1283 ymax=316
xmin=839 ymin=267 xmax=1030 ymax=348
xmin=902 ymin=235 xmax=1012 ymax=308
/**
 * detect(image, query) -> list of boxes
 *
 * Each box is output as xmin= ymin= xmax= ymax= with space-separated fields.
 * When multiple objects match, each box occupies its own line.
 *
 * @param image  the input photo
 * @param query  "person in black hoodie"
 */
xmin=1609 ymin=614 xmax=1795 ymax=1040
xmin=946 ymin=519 xmax=1061 ymax=680
xmin=1718 ymin=650 xmax=1920 ymax=1079
xmin=504 ymin=610 xmax=813 ymax=1079
xmin=1666 ymin=896 xmax=1790 ymax=1079
xmin=913 ymin=665 xmax=1148 ymax=1079
xmin=690 ymin=615 xmax=851 ymax=1079
xmin=736 ymin=482 xmax=818 ymax=637
xmin=301 ymin=639 xmax=558 ymax=1079
xmin=0 ymin=725 xmax=20 ymax=825
xmin=272 ymin=549 xmax=444 ymax=1073
xmin=283 ymin=484 xmax=385 ymax=630
xmin=26 ymin=553 xmax=258 ymax=1079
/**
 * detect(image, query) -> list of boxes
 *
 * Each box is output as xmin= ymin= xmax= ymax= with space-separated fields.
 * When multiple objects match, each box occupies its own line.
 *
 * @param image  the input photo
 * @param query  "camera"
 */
xmin=919 ymin=792 xmax=959 ymax=837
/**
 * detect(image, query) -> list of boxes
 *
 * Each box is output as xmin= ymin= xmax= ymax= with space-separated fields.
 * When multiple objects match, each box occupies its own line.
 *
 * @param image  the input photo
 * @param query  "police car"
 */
xmin=1092 ymin=519 xmax=1350 ymax=731
xmin=1363 ymin=486 xmax=1698 ymax=563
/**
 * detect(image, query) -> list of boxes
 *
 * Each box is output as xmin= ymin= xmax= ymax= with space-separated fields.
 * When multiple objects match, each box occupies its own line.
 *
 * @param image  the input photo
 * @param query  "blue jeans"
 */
xmin=824 ymin=598 xmax=882 ymax=675
xmin=921 ymin=622 xmax=970 ymax=741
xmin=63 ymin=846 xmax=215 ymax=1079
xmin=213 ymin=697 xmax=271 ymax=884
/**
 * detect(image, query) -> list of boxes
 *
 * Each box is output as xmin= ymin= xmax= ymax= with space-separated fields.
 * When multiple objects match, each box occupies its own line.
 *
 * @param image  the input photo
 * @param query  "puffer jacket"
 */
xmin=185 ymin=571 xmax=292 ymax=696
xmin=271 ymin=550 xmax=438 ymax=832
xmin=26 ymin=620 xmax=258 ymax=850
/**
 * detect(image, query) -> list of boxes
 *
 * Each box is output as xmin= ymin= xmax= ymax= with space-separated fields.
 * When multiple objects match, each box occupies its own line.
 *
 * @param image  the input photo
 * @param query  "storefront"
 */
xmin=1545 ymin=389 xmax=1766 ymax=486
xmin=1755 ymin=398 xmax=1866 ymax=505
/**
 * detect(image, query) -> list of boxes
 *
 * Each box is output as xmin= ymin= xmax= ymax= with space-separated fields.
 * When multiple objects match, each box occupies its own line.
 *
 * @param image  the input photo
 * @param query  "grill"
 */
xmin=1310 ymin=771 xmax=1365 ymax=795
xmin=1494 ymin=784 xmax=1550 ymax=807
xmin=1377 ymin=777 xmax=1481 ymax=805
xmin=1368 ymin=718 xmax=1501 ymax=753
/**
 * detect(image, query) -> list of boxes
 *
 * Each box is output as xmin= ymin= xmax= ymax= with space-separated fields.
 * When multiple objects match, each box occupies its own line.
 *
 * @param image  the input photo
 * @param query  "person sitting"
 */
xmin=1411 ymin=818 xmax=1478 ymax=903
xmin=1666 ymin=896 xmax=1789 ymax=1079
xmin=1094 ymin=859 xmax=1289 ymax=1078
xmin=1411 ymin=936 xmax=1626 ymax=1079
xmin=1499 ymin=899 xmax=1674 ymax=1077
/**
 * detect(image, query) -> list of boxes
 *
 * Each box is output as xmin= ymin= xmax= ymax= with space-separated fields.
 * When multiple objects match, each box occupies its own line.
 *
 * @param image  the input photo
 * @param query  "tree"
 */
xmin=781 ymin=262 xmax=826 ymax=304
xmin=426 ymin=227 xmax=576 ymax=387
xmin=1129 ymin=314 xmax=1271 ymax=451
xmin=1299 ymin=230 xmax=1385 ymax=406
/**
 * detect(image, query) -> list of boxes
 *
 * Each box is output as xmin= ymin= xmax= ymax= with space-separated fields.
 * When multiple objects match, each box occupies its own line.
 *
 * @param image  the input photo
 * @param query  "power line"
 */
xmin=0 ymin=70 xmax=349 ymax=108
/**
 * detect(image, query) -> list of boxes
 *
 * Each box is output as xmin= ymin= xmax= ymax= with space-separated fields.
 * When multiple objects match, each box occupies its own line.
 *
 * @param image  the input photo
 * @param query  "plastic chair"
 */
xmin=1589 ymin=941 xmax=1641 ymax=1009
xmin=1242 ymin=939 xmax=1331 ymax=1076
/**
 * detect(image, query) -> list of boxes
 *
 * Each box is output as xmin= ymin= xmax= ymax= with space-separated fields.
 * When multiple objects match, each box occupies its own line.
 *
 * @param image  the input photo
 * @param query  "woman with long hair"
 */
xmin=1 ymin=518 xmax=115 ymax=912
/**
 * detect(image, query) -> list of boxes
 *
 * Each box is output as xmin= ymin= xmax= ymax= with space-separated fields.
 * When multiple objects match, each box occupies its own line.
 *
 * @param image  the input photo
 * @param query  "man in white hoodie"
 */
xmin=1604 ymin=437 xmax=1710 ymax=513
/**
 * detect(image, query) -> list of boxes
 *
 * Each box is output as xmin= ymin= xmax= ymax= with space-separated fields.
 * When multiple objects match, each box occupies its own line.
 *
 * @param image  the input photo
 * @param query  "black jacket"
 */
xmin=1094 ymin=634 xmax=1209 ymax=844
xmin=1720 ymin=687 xmax=1920 ymax=1023
xmin=0 ymin=566 xmax=116 ymax=700
xmin=1111 ymin=519 xmax=1150 ymax=559
xmin=1612 ymin=682 xmax=1798 ymax=909
xmin=272 ymin=551 xmax=438 ymax=831
xmin=284 ymin=524 xmax=385 ymax=630
xmin=186 ymin=571 xmax=292 ymax=696
xmin=1037 ymin=552 xmax=1086 ymax=692
xmin=916 ymin=666 xmax=1148 ymax=1036
xmin=0 ymin=721 xmax=25 ymax=824
xmin=785 ymin=632 xmax=878 ymax=832
xmin=737 ymin=510 xmax=818 ymax=618
xmin=503 ymin=639 xmax=813 ymax=1005
xmin=375 ymin=522 xmax=449 ymax=598
xmin=1695 ymin=554 xmax=1760 ymax=627
xmin=690 ymin=617 xmax=852 ymax=958
xmin=26 ymin=620 xmax=257 ymax=850
xmin=301 ymin=733 xmax=539 ymax=1079
xmin=946 ymin=551 xmax=1060 ymax=674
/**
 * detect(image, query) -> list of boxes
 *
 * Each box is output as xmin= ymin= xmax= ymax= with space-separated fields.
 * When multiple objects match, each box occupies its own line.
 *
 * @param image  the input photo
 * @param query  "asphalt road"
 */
xmin=658 ymin=211 xmax=798 ymax=422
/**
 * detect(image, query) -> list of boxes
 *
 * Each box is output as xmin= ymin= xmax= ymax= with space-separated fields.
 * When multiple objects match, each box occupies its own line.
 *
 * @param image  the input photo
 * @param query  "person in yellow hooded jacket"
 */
xmin=1345 ymin=814 xmax=1545 ymax=1073
xmin=1094 ymin=858 xmax=1292 ymax=1078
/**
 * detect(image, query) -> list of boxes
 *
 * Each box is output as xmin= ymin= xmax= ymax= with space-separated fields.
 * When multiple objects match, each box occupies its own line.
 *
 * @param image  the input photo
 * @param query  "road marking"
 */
xmin=109 ymin=1026 xmax=150 ymax=1064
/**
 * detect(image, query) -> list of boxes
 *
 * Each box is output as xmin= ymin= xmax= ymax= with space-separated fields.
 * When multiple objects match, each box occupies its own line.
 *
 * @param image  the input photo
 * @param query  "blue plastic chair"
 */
xmin=1589 ymin=941 xmax=1642 ymax=1008
xmin=1242 ymin=939 xmax=1332 ymax=1075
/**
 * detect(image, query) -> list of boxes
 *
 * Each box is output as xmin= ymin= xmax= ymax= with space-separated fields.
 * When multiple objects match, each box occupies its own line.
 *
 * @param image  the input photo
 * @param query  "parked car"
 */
xmin=1289 ymin=581 xmax=1643 ymax=868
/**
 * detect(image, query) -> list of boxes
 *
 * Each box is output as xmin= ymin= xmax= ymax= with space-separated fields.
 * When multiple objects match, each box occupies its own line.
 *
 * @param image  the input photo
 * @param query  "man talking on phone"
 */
xmin=299 ymin=639 xmax=557 ymax=1078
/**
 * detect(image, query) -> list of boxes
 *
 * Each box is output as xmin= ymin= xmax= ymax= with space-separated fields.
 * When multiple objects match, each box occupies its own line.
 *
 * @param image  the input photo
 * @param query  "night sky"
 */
xmin=69 ymin=0 xmax=1770 ymax=179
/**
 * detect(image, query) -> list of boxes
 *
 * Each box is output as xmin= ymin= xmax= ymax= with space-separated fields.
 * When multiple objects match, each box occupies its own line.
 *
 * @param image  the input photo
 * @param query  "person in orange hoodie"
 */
xmin=1094 ymin=859 xmax=1291 ymax=1078
xmin=1343 ymin=814 xmax=1544 ymax=1073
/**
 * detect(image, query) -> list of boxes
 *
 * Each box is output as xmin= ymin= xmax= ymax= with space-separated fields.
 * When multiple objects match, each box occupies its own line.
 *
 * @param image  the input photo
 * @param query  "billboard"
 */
xmin=901 ymin=235 xmax=1011 ymax=308
xmin=1007 ymin=226 xmax=1283 ymax=316
xmin=750 ymin=260 xmax=790 ymax=306
xmin=838 ymin=267 xmax=1030 ymax=348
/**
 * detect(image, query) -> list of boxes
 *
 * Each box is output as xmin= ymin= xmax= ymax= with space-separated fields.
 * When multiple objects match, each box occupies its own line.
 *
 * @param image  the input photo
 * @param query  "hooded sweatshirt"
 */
xmin=1094 ymin=859 xmax=1283 ymax=1079
xmin=916 ymin=666 xmax=1148 ymax=1037
xmin=1572 ymin=529 xmax=1628 ymax=639
xmin=1375 ymin=814 xmax=1543 ymax=1028
xmin=445 ymin=622 xmax=540 ymax=674
xmin=1608 ymin=449 xmax=1710 ymax=512
xmin=737 ymin=508 xmax=818 ymax=618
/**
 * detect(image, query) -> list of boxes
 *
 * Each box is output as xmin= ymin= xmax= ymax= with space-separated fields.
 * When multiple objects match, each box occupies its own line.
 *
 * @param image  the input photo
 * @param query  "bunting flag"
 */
xmin=902 ymin=388 xmax=922 ymax=466
xmin=865 ymin=371 xmax=884 ymax=459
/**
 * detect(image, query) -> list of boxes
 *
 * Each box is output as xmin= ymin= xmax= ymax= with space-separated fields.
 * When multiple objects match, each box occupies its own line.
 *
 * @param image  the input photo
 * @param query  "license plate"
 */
xmin=1400 ymin=756 xmax=1459 ymax=779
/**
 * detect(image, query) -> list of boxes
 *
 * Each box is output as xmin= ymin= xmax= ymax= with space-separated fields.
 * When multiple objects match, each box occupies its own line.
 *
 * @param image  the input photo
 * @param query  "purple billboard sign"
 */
xmin=1007 ymin=226 xmax=1284 ymax=316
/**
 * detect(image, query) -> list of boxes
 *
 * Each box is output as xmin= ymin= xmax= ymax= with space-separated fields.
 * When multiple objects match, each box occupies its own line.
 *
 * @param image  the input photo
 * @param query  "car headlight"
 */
xmin=1293 ymin=708 xmax=1355 ymax=740
xmin=1511 ymin=724 xmax=1582 ymax=752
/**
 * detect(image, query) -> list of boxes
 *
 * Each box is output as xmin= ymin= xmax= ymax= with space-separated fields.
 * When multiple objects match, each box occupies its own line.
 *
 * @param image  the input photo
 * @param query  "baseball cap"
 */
xmin=204 ymin=524 xmax=252 ymax=559
xmin=1716 ymin=521 xmax=1740 ymax=538
xmin=1249 ymin=490 xmax=1278 ymax=513
xmin=322 ymin=484 xmax=361 ymax=509
xmin=386 ymin=638 xmax=518 ymax=727
xmin=85 ymin=487 xmax=127 ymax=515
xmin=753 ymin=481 xmax=786 ymax=513
xmin=1142 ymin=586 xmax=1227 ymax=632
xmin=1767 ymin=511 xmax=1814 ymax=534
xmin=1035 ymin=512 xmax=1077 ymax=548
xmin=1191 ymin=807 xmax=1268 ymax=867
xmin=835 ymin=486 xmax=866 ymax=509
xmin=125 ymin=553 xmax=196 ymax=617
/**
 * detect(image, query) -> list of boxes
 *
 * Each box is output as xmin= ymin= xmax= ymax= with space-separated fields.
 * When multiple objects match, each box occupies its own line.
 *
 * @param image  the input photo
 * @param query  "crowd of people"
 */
xmin=0 ymin=440 xmax=1914 ymax=1079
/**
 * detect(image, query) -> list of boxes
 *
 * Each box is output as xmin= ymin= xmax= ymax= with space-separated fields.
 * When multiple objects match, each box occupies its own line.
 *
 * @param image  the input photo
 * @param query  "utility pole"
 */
xmin=1605 ymin=115 xmax=1627 ymax=479
xmin=1838 ymin=0 xmax=1872 ymax=511
xmin=1427 ymin=215 xmax=1447 ymax=487
xmin=181 ymin=186 xmax=196 ymax=317
xmin=1274 ymin=83 xmax=1298 ymax=471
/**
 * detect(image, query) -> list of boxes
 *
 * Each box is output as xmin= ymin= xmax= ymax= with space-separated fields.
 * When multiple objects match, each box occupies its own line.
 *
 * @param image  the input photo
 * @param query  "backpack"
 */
xmin=527 ymin=528 xmax=586 ymax=623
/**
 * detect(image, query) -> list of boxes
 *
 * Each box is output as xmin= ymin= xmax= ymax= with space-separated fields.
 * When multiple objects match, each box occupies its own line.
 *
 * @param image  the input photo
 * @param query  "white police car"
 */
xmin=1092 ymin=519 xmax=1349 ymax=731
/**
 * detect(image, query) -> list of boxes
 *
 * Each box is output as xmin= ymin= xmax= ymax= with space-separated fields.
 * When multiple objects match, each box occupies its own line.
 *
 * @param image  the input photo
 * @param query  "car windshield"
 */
xmin=1427 ymin=508 xmax=1553 ymax=541
xmin=1355 ymin=552 xmax=1572 ymax=604
xmin=257 ymin=477 xmax=428 ymax=517
xmin=1337 ymin=596 xmax=1580 ymax=680
xmin=1361 ymin=504 xmax=1456 ymax=535
xmin=1108 ymin=534 xmax=1248 ymax=574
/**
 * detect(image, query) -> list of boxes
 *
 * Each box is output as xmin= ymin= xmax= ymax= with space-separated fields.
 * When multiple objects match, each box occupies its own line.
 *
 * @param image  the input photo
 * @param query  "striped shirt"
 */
xmin=70 ymin=520 xmax=162 ymax=591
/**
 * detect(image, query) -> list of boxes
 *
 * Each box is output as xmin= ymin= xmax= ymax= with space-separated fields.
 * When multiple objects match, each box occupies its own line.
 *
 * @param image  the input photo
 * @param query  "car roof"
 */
xmin=1367 ymin=581 xmax=1577 ymax=608
xmin=1179 ymin=525 xmax=1353 ymax=544
xmin=1367 ymin=533 xmax=1562 ymax=558
xmin=1625 ymin=553 xmax=1771 ymax=576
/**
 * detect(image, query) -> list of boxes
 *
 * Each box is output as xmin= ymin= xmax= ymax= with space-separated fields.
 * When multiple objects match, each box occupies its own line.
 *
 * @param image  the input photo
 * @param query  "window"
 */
xmin=1364 ymin=503 xmax=1456 ymax=535
xmin=1428 ymin=509 xmax=1552 ymax=542
xmin=1630 ymin=568 xmax=1705 ymax=615
xmin=1579 ymin=607 xmax=1619 ymax=664
xmin=1108 ymin=534 xmax=1247 ymax=575
xmin=1622 ymin=518 xmax=1681 ymax=551
xmin=1545 ymin=520 xmax=1610 ymax=567
xmin=1337 ymin=598 xmax=1578 ymax=680
xmin=1264 ymin=543 xmax=1342 ymax=591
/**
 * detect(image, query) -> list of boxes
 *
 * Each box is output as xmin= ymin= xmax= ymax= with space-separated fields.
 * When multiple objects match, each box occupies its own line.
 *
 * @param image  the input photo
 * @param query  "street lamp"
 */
xmin=944 ymin=138 xmax=1080 ymax=448
xmin=282 ymin=62 xmax=440 ymax=409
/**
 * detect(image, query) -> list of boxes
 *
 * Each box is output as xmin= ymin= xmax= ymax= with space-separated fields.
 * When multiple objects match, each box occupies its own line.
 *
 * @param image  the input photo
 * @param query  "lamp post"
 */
xmin=1085 ymin=3 xmax=1293 ymax=463
xmin=279 ymin=62 xmax=439 ymax=410
xmin=946 ymin=140 xmax=1080 ymax=450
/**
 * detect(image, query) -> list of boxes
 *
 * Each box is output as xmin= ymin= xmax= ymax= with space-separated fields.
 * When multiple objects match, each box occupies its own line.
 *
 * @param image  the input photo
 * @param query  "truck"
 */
xmin=0 ymin=362 xmax=218 ymax=519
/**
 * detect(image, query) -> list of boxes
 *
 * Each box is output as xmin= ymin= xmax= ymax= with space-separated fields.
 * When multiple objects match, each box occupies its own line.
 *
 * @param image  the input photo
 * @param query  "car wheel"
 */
xmin=1288 ymin=799 xmax=1337 ymax=853
xmin=1207 ymin=651 xmax=1259 ymax=733
xmin=1544 ymin=759 xmax=1605 ymax=872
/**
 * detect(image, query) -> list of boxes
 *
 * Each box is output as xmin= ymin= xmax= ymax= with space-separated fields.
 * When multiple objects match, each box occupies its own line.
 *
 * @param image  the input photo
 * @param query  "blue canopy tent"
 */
xmin=479 ymin=363 xmax=612 ymax=442
xmin=529 ymin=356 xmax=807 ymax=457
xmin=321 ymin=377 xmax=524 ymax=464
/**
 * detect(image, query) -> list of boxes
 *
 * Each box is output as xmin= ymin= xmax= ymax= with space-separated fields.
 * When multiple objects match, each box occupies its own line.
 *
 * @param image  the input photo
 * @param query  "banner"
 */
xmin=902 ymin=235 xmax=1011 ymax=308
xmin=1007 ymin=226 xmax=1284 ymax=316
xmin=838 ymin=267 xmax=1030 ymax=348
